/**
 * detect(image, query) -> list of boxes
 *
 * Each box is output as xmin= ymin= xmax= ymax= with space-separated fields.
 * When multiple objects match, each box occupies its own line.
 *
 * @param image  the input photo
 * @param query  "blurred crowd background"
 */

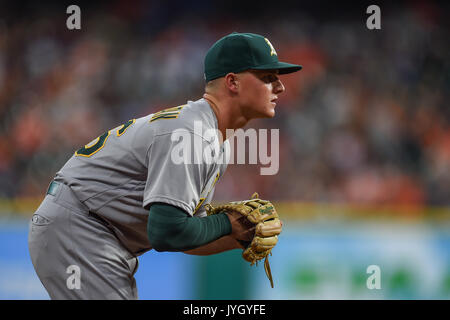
xmin=0 ymin=0 xmax=448 ymax=209
xmin=0 ymin=0 xmax=449 ymax=301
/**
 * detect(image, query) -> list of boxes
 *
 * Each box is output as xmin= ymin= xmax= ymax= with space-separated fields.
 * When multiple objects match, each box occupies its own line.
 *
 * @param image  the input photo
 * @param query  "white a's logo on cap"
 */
xmin=264 ymin=38 xmax=277 ymax=56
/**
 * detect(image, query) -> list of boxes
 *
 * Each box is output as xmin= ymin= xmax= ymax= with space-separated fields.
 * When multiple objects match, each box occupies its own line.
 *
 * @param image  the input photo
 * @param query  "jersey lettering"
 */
xmin=149 ymin=105 xmax=186 ymax=122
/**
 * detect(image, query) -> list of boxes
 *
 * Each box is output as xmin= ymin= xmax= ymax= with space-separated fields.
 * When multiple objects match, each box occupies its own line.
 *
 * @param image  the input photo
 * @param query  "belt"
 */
xmin=46 ymin=180 xmax=103 ymax=222
xmin=45 ymin=180 xmax=87 ymax=215
xmin=46 ymin=180 xmax=139 ymax=257
xmin=47 ymin=180 xmax=61 ymax=196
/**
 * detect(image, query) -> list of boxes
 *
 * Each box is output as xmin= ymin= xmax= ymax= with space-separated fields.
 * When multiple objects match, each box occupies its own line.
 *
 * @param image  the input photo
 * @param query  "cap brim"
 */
xmin=252 ymin=61 xmax=302 ymax=74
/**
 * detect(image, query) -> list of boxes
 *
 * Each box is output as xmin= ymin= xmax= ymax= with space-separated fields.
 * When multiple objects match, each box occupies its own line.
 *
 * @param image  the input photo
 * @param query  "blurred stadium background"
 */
xmin=0 ymin=0 xmax=449 ymax=299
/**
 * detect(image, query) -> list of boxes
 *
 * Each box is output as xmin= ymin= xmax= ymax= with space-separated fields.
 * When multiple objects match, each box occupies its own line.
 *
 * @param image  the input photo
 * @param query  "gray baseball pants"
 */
xmin=28 ymin=181 xmax=139 ymax=299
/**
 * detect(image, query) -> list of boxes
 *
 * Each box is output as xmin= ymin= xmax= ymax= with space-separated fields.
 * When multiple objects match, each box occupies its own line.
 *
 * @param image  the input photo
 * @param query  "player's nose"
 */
xmin=273 ymin=79 xmax=285 ymax=94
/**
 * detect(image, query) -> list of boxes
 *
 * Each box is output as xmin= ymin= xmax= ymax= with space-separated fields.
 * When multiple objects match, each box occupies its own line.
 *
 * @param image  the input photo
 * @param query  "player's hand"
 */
xmin=226 ymin=211 xmax=256 ymax=243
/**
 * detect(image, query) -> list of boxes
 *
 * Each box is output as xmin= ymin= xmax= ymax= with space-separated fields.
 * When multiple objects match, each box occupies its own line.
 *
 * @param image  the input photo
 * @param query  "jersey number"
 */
xmin=75 ymin=119 xmax=136 ymax=157
xmin=75 ymin=105 xmax=185 ymax=157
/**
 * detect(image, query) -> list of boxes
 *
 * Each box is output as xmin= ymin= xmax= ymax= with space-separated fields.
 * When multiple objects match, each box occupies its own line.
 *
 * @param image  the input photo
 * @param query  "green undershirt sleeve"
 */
xmin=147 ymin=202 xmax=232 ymax=252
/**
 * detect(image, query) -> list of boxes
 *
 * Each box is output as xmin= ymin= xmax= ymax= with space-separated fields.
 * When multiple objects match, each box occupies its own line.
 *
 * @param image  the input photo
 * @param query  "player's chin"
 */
xmin=264 ymin=104 xmax=276 ymax=118
xmin=255 ymin=109 xmax=275 ymax=119
xmin=250 ymin=104 xmax=276 ymax=119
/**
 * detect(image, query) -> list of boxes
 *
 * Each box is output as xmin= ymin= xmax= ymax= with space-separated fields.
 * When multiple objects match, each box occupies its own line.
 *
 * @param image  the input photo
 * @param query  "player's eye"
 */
xmin=261 ymin=74 xmax=278 ymax=83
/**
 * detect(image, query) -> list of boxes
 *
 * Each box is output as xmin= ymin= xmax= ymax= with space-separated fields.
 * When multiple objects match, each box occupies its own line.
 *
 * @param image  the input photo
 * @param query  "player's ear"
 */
xmin=224 ymin=73 xmax=239 ymax=93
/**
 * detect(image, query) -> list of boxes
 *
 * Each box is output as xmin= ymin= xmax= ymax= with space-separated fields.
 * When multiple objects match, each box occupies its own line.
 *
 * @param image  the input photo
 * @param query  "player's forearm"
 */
xmin=147 ymin=203 xmax=232 ymax=252
xmin=183 ymin=235 xmax=242 ymax=256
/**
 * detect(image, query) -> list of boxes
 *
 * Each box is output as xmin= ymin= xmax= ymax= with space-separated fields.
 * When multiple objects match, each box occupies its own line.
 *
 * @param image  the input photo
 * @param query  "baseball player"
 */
xmin=28 ymin=32 xmax=302 ymax=299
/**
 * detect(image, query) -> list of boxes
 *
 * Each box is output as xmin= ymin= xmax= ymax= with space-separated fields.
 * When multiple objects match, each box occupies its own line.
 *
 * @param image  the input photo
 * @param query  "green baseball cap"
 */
xmin=204 ymin=32 xmax=302 ymax=82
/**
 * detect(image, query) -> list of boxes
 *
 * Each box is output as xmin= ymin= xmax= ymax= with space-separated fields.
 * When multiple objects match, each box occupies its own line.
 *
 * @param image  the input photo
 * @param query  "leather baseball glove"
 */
xmin=205 ymin=192 xmax=282 ymax=288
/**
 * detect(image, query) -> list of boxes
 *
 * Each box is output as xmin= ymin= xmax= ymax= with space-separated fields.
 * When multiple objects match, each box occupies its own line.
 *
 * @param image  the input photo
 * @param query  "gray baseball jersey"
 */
xmin=54 ymin=98 xmax=229 ymax=255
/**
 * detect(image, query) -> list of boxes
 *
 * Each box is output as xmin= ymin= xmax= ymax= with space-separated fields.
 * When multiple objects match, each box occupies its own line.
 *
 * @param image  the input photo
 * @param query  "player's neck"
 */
xmin=203 ymin=93 xmax=249 ymax=142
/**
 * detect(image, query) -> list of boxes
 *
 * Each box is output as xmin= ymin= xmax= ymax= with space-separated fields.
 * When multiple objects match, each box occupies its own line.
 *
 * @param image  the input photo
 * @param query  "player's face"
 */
xmin=238 ymin=69 xmax=285 ymax=119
